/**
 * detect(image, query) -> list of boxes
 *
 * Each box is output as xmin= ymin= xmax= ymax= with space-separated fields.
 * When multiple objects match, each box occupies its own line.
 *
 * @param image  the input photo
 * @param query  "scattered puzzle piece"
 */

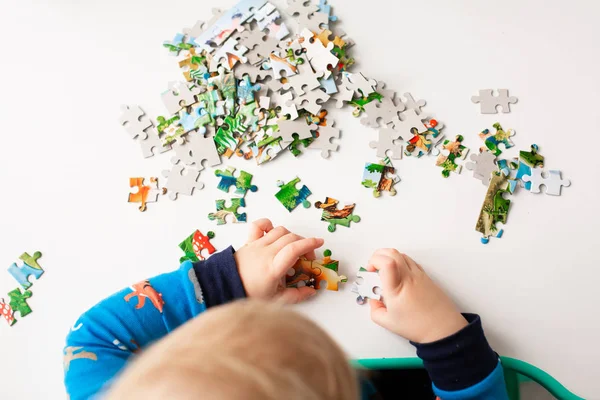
xmin=0 ymin=298 xmax=15 ymax=326
xmin=162 ymin=163 xmax=204 ymax=200
xmin=466 ymin=151 xmax=497 ymax=186
xmin=314 ymin=197 xmax=361 ymax=232
xmin=8 ymin=251 xmax=44 ymax=289
xmin=471 ymin=89 xmax=518 ymax=114
xmin=369 ymin=127 xmax=402 ymax=159
xmin=362 ymin=158 xmax=399 ymax=198
xmin=475 ymin=172 xmax=515 ymax=244
xmin=215 ymin=166 xmax=258 ymax=197
xmin=516 ymin=144 xmax=545 ymax=190
xmin=179 ymin=230 xmax=216 ymax=262
xmin=522 ymin=169 xmax=571 ymax=196
xmin=275 ymin=177 xmax=312 ymax=211
xmin=208 ymin=198 xmax=247 ymax=224
xmin=119 ymin=105 xmax=152 ymax=140
xmin=478 ymin=123 xmax=515 ymax=156
xmin=310 ymin=123 xmax=340 ymax=158
xmin=351 ymin=269 xmax=382 ymax=305
xmin=8 ymin=287 xmax=33 ymax=322
xmin=128 ymin=177 xmax=166 ymax=212
xmin=286 ymin=249 xmax=347 ymax=291
xmin=436 ymin=135 xmax=469 ymax=178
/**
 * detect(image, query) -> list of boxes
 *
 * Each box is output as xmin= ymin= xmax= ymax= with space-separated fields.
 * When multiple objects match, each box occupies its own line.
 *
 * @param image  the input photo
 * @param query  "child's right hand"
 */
xmin=367 ymin=249 xmax=468 ymax=344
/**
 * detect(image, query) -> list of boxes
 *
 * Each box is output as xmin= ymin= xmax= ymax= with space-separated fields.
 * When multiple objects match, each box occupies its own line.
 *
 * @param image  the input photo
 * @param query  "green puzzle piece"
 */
xmin=20 ymin=251 xmax=42 ymax=270
xmin=9 ymin=288 xmax=33 ymax=319
xmin=208 ymin=198 xmax=247 ymax=225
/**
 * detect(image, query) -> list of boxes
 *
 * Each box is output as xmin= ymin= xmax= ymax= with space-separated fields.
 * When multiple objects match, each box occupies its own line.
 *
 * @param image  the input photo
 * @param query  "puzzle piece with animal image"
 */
xmin=404 ymin=119 xmax=444 ymax=158
xmin=351 ymin=268 xmax=382 ymax=305
xmin=208 ymin=198 xmax=247 ymax=225
xmin=475 ymin=172 xmax=516 ymax=244
xmin=362 ymin=158 xmax=400 ymax=198
xmin=515 ymin=144 xmax=545 ymax=190
xmin=128 ymin=177 xmax=166 ymax=212
xmin=522 ymin=169 xmax=571 ymax=196
xmin=8 ymin=251 xmax=43 ymax=290
xmin=215 ymin=166 xmax=258 ymax=197
xmin=275 ymin=177 xmax=312 ymax=211
xmin=314 ymin=197 xmax=361 ymax=232
xmin=286 ymin=249 xmax=347 ymax=291
xmin=478 ymin=123 xmax=516 ymax=156
xmin=471 ymin=89 xmax=518 ymax=114
xmin=436 ymin=135 xmax=469 ymax=178
xmin=179 ymin=230 xmax=216 ymax=263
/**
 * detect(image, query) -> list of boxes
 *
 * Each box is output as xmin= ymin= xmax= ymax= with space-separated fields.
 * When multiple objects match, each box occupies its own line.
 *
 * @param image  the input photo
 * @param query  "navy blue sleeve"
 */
xmin=193 ymin=246 xmax=246 ymax=307
xmin=410 ymin=313 xmax=498 ymax=392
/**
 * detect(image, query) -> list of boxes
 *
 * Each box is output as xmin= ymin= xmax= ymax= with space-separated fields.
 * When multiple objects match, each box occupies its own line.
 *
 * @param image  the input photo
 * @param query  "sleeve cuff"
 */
xmin=192 ymin=246 xmax=246 ymax=308
xmin=410 ymin=313 xmax=498 ymax=392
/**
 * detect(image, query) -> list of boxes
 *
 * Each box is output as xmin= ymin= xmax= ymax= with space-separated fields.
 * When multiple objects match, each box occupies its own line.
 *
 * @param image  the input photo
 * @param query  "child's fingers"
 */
xmin=272 ymin=238 xmax=325 ymax=277
xmin=247 ymin=218 xmax=274 ymax=242
xmin=259 ymin=225 xmax=291 ymax=245
xmin=278 ymin=286 xmax=316 ymax=304
xmin=369 ymin=298 xmax=389 ymax=327
xmin=367 ymin=254 xmax=405 ymax=295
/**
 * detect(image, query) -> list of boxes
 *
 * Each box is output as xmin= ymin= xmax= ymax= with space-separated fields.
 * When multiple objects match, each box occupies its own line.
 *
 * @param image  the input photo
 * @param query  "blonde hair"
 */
xmin=107 ymin=300 xmax=359 ymax=400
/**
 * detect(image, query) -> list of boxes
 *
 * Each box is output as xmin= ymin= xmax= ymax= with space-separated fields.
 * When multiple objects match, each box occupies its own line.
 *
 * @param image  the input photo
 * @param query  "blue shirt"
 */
xmin=63 ymin=247 xmax=508 ymax=400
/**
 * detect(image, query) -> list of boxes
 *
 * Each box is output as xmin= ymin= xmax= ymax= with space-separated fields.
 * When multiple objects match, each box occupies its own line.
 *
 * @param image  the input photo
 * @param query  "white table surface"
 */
xmin=1 ymin=0 xmax=599 ymax=398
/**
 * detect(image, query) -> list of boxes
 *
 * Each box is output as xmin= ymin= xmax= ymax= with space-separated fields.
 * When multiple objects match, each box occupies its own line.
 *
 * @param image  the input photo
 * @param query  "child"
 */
xmin=63 ymin=219 xmax=508 ymax=399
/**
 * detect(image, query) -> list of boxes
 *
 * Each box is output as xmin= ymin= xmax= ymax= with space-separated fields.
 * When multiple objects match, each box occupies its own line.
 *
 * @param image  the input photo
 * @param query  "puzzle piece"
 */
xmin=0 ymin=298 xmax=15 ymax=326
xmin=362 ymin=158 xmax=400 ymax=198
xmin=176 ymin=104 xmax=212 ymax=134
xmin=310 ymin=123 xmax=340 ymax=158
xmin=285 ymin=0 xmax=329 ymax=33
xmin=516 ymin=144 xmax=545 ymax=190
xmin=281 ymin=62 xmax=323 ymax=96
xmin=275 ymin=177 xmax=312 ymax=211
xmin=179 ymin=230 xmax=216 ymax=263
xmin=209 ymin=37 xmax=249 ymax=71
xmin=163 ymin=32 xmax=191 ymax=56
xmin=286 ymin=249 xmax=347 ymax=291
xmin=360 ymin=99 xmax=401 ymax=128
xmin=128 ymin=177 xmax=166 ymax=212
xmin=475 ymin=172 xmax=514 ymax=244
xmin=404 ymin=119 xmax=445 ymax=158
xmin=466 ymin=151 xmax=498 ymax=186
xmin=369 ymin=127 xmax=402 ymax=159
xmin=162 ymin=163 xmax=204 ymax=200
xmin=351 ymin=269 xmax=382 ymax=305
xmin=471 ymin=89 xmax=518 ymax=114
xmin=340 ymin=72 xmax=376 ymax=97
xmin=119 ymin=105 xmax=152 ymax=140
xmin=171 ymin=131 xmax=221 ymax=168
xmin=136 ymin=127 xmax=172 ymax=158
xmin=398 ymin=93 xmax=426 ymax=114
xmin=277 ymin=118 xmax=317 ymax=142
xmin=436 ymin=135 xmax=469 ymax=178
xmin=8 ymin=251 xmax=43 ymax=290
xmin=7 ymin=288 xmax=33 ymax=323
xmin=215 ymin=166 xmax=258 ymax=197
xmin=394 ymin=109 xmax=429 ymax=140
xmin=478 ymin=123 xmax=516 ymax=156
xmin=208 ymin=198 xmax=247 ymax=225
xmin=299 ymin=28 xmax=338 ymax=78
xmin=314 ymin=197 xmax=361 ymax=232
xmin=162 ymin=82 xmax=204 ymax=115
xmin=522 ymin=169 xmax=571 ymax=196
xmin=291 ymin=88 xmax=330 ymax=115
xmin=317 ymin=0 xmax=338 ymax=22
xmin=237 ymin=75 xmax=261 ymax=105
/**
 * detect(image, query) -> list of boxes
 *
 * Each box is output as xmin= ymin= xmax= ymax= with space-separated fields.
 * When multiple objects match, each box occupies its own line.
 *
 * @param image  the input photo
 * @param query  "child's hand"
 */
xmin=235 ymin=219 xmax=324 ymax=304
xmin=367 ymin=249 xmax=468 ymax=344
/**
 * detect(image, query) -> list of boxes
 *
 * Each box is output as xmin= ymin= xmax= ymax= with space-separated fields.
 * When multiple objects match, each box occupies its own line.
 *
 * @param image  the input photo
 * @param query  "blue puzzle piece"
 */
xmin=8 ymin=262 xmax=44 ymax=289
xmin=163 ymin=33 xmax=186 ymax=56
xmin=237 ymin=75 xmax=261 ymax=105
xmin=177 ymin=105 xmax=212 ymax=134
xmin=318 ymin=0 xmax=338 ymax=22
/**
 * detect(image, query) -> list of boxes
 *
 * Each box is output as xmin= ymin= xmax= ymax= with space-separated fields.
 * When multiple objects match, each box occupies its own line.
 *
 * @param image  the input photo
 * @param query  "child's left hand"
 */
xmin=234 ymin=218 xmax=324 ymax=303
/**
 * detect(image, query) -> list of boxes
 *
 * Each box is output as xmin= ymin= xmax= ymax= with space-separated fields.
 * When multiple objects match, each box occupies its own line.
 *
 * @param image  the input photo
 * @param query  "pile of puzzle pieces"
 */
xmin=1 ymin=251 xmax=44 ymax=326
xmin=119 ymin=0 xmax=570 ymax=245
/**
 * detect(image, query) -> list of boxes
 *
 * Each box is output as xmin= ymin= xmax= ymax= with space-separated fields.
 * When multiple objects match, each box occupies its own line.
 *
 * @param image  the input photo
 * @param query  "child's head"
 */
xmin=107 ymin=300 xmax=359 ymax=400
